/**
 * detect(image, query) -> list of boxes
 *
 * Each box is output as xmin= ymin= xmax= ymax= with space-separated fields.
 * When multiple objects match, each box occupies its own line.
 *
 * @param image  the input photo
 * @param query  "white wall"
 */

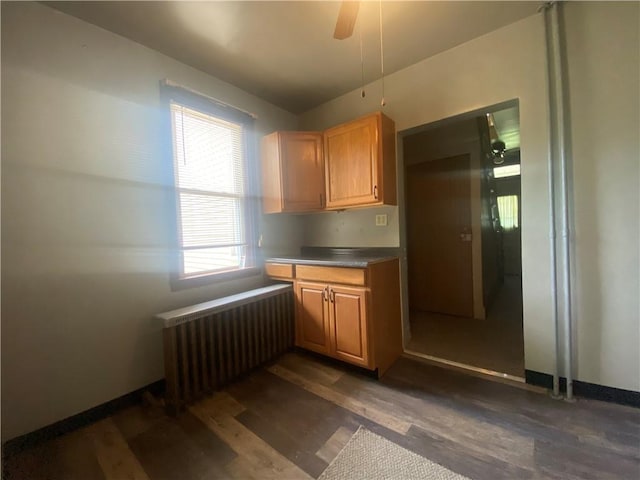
xmin=300 ymin=4 xmax=640 ymax=393
xmin=300 ymin=13 xmax=555 ymax=380
xmin=1 ymin=2 xmax=301 ymax=441
xmin=303 ymin=206 xmax=399 ymax=247
xmin=563 ymin=2 xmax=639 ymax=391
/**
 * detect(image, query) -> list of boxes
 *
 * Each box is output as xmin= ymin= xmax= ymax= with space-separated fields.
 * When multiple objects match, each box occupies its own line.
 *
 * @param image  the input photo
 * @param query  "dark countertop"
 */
xmin=265 ymin=247 xmax=399 ymax=268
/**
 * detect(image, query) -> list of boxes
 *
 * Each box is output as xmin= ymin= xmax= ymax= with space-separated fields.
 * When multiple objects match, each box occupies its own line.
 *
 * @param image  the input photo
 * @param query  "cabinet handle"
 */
xmin=329 ymin=289 xmax=335 ymax=303
xmin=373 ymin=185 xmax=378 ymax=200
xmin=322 ymin=286 xmax=328 ymax=302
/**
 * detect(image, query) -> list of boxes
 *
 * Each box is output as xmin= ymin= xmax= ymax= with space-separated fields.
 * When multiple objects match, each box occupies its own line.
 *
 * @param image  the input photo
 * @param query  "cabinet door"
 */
xmin=324 ymin=115 xmax=380 ymax=208
xmin=295 ymin=281 xmax=331 ymax=354
xmin=328 ymin=285 xmax=370 ymax=368
xmin=261 ymin=132 xmax=284 ymax=213
xmin=280 ymin=132 xmax=325 ymax=211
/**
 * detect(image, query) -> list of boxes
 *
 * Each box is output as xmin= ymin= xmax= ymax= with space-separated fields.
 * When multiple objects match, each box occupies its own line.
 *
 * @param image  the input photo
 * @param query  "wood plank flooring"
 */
xmin=4 ymin=352 xmax=639 ymax=480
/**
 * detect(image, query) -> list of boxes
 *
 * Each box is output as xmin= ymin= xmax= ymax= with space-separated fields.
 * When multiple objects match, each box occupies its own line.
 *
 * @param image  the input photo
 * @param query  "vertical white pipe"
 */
xmin=542 ymin=4 xmax=561 ymax=399
xmin=549 ymin=2 xmax=574 ymax=401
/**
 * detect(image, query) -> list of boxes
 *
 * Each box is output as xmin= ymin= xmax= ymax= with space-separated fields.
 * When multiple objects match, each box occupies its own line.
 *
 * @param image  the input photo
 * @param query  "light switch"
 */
xmin=375 ymin=214 xmax=388 ymax=226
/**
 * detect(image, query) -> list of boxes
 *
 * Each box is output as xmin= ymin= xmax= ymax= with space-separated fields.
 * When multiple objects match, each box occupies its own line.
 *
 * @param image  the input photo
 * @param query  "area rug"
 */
xmin=318 ymin=426 xmax=471 ymax=480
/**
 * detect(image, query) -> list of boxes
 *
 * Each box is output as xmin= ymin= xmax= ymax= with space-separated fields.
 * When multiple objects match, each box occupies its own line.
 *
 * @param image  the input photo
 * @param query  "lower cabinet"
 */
xmin=296 ymin=281 xmax=331 ymax=355
xmin=266 ymin=259 xmax=401 ymax=375
xmin=290 ymin=259 xmax=402 ymax=376
xmin=296 ymin=281 xmax=370 ymax=368
xmin=328 ymin=285 xmax=369 ymax=367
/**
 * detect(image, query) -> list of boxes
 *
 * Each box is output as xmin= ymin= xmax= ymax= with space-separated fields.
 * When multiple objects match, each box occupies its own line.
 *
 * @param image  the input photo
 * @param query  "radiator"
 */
xmin=156 ymin=284 xmax=294 ymax=414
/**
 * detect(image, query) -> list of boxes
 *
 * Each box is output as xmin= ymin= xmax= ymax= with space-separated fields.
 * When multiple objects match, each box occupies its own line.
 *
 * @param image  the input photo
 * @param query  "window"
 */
xmin=497 ymin=195 xmax=519 ymax=230
xmin=164 ymin=85 xmax=257 ymax=286
xmin=493 ymin=164 xmax=520 ymax=178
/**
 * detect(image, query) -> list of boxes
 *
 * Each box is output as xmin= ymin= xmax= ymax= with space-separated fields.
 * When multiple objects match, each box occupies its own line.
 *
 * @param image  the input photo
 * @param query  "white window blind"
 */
xmin=497 ymin=195 xmax=519 ymax=231
xmin=170 ymin=102 xmax=251 ymax=278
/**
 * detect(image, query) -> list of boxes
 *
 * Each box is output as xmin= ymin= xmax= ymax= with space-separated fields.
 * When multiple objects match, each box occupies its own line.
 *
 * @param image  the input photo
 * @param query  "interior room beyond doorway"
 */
xmin=402 ymin=103 xmax=524 ymax=378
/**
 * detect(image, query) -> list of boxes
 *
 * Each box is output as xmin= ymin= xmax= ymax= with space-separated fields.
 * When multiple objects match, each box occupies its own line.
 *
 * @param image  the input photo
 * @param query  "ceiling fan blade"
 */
xmin=333 ymin=1 xmax=360 ymax=40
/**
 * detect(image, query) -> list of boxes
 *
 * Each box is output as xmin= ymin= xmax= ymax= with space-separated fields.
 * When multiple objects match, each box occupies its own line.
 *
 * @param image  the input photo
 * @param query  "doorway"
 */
xmin=402 ymin=104 xmax=525 ymax=378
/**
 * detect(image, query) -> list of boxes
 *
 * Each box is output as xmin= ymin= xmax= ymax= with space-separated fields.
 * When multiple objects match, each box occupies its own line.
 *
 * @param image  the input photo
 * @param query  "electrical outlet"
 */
xmin=375 ymin=214 xmax=388 ymax=226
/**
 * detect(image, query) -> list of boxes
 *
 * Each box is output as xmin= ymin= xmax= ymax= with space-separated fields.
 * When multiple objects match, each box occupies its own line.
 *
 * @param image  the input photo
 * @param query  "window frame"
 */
xmin=161 ymin=83 xmax=260 ymax=290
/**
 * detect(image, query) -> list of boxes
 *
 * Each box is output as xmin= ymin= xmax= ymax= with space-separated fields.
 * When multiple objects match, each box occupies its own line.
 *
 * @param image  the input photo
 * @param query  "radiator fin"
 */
xmin=163 ymin=287 xmax=294 ymax=413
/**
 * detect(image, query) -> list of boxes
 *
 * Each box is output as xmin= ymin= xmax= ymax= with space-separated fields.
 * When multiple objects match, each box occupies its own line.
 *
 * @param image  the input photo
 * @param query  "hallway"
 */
xmin=407 ymin=275 xmax=525 ymax=377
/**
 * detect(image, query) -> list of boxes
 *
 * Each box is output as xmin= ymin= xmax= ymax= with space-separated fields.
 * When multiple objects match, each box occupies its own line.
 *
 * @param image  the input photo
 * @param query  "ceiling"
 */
xmin=492 ymin=106 xmax=520 ymax=151
xmin=45 ymin=1 xmax=541 ymax=114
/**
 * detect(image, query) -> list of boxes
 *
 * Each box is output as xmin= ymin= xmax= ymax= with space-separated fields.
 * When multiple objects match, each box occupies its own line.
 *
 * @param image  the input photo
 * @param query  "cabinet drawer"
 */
xmin=296 ymin=265 xmax=366 ymax=286
xmin=265 ymin=262 xmax=294 ymax=279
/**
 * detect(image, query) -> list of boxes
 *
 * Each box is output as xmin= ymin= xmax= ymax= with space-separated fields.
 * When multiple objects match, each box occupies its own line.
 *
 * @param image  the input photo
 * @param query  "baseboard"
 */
xmin=2 ymin=379 xmax=165 ymax=457
xmin=525 ymin=370 xmax=639 ymax=408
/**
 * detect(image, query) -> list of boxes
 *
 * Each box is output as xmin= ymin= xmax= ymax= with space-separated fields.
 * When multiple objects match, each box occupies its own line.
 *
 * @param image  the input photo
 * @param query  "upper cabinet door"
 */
xmin=324 ymin=112 xmax=397 ymax=209
xmin=280 ymin=132 xmax=324 ymax=212
xmin=261 ymin=131 xmax=324 ymax=213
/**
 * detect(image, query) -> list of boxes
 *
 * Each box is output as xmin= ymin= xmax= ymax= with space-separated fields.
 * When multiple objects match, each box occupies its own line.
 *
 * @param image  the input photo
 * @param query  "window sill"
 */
xmin=170 ymin=266 xmax=261 ymax=292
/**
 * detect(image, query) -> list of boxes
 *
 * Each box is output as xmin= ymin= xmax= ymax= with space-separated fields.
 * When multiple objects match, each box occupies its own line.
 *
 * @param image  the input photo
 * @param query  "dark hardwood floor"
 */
xmin=4 ymin=352 xmax=639 ymax=479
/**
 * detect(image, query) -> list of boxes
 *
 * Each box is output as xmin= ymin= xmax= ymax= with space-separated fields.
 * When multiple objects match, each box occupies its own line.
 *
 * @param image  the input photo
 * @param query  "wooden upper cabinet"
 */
xmin=324 ymin=112 xmax=397 ymax=209
xmin=261 ymin=131 xmax=324 ymax=214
